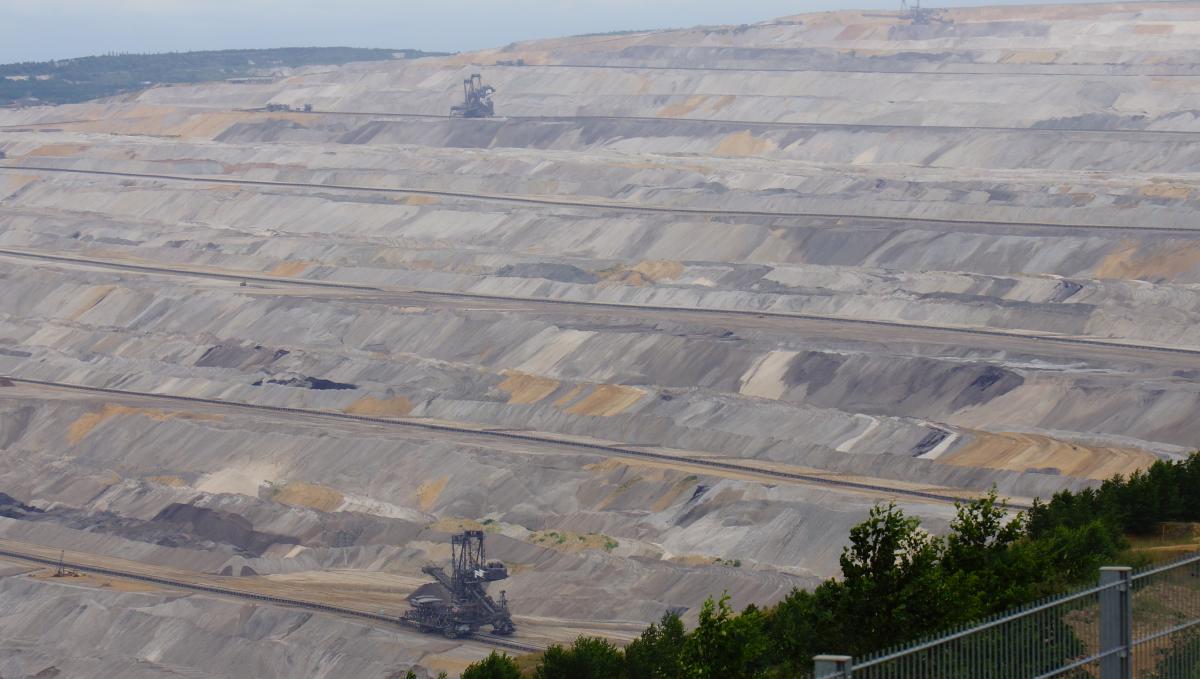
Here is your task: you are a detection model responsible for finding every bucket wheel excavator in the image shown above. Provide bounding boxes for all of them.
[450,73,496,118]
[403,530,515,638]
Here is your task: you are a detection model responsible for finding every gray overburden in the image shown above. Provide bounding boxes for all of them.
[0,2,1198,676]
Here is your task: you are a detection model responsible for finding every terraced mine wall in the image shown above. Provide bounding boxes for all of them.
[1,2,1199,676]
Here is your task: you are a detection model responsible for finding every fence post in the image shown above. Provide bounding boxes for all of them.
[813,654,852,678]
[1099,566,1132,679]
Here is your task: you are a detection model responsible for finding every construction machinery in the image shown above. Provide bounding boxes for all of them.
[403,530,515,638]
[450,73,496,118]
[901,0,936,24]
[53,550,79,577]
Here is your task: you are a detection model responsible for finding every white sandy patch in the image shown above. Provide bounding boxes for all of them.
[835,415,881,453]
[516,328,595,375]
[339,493,429,522]
[917,428,961,460]
[738,350,799,400]
[196,461,283,497]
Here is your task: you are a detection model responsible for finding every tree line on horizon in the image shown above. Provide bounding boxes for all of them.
[0,47,446,106]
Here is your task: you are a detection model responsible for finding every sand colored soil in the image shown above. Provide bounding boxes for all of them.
[836,24,872,40]
[583,459,627,474]
[738,351,800,400]
[665,554,720,567]
[426,516,490,533]
[145,475,187,487]
[1138,182,1191,200]
[651,473,702,512]
[273,481,345,512]
[67,405,222,445]
[28,568,161,593]
[0,173,39,199]
[999,49,1062,65]
[658,95,709,118]
[416,477,448,512]
[584,458,697,512]
[405,195,439,206]
[709,95,736,112]
[593,472,645,511]
[600,270,651,286]
[266,260,313,277]
[1093,240,1200,281]
[197,461,284,497]
[498,370,560,405]
[715,130,777,157]
[553,385,586,407]
[169,111,309,140]
[45,108,309,140]
[517,330,594,375]
[1136,544,1200,562]
[1134,23,1175,34]
[563,384,646,417]
[65,284,116,321]
[939,431,1159,480]
[344,395,413,417]
[598,260,685,287]
[528,529,618,554]
[22,143,89,158]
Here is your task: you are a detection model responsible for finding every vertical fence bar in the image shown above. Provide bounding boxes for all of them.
[1099,566,1132,679]
[813,654,852,679]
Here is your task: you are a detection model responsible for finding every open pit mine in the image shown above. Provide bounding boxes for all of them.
[1,2,1200,676]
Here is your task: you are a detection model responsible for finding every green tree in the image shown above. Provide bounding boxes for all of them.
[943,490,1023,573]
[461,651,521,679]
[763,581,846,676]
[625,611,685,679]
[535,636,625,679]
[837,502,953,652]
[680,595,768,679]
[942,490,1037,616]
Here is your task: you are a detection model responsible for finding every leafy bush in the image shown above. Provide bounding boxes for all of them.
[535,637,625,679]
[461,651,521,679]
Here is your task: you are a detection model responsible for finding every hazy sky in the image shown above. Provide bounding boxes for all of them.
[1,0,1094,64]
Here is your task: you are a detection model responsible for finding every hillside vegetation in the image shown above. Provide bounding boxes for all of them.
[0,47,445,106]
[463,452,1200,678]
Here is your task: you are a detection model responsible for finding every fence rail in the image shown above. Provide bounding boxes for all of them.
[814,553,1200,679]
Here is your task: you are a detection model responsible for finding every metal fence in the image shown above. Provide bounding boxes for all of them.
[814,553,1200,679]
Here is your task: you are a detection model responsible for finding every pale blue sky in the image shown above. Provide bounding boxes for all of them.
[1,0,1095,64]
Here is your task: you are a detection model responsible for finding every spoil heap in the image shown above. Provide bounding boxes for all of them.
[1,3,1199,676]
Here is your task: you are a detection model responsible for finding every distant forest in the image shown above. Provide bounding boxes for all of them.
[0,47,447,106]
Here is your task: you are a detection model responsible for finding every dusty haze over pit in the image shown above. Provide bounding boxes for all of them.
[1,2,1200,677]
